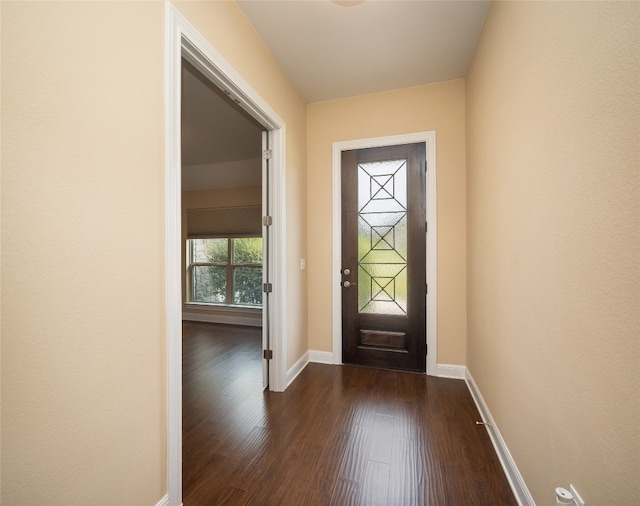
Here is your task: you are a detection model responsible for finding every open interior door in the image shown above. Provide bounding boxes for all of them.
[261,131,271,389]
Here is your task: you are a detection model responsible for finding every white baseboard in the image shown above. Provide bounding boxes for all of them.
[436,363,466,379]
[309,350,334,364]
[155,494,169,506]
[286,350,335,388]
[465,369,535,506]
[286,351,309,387]
[182,312,261,327]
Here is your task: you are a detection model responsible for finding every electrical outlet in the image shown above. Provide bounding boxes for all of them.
[569,485,584,506]
[300,258,306,271]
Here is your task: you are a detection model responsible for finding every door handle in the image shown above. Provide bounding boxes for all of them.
[342,280,356,288]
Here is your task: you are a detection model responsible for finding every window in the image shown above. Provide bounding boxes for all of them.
[187,237,263,306]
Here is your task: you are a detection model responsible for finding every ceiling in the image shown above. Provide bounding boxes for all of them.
[237,0,490,103]
[181,60,263,191]
[182,1,490,190]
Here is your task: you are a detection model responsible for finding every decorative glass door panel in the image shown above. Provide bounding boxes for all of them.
[342,143,426,372]
[357,159,408,315]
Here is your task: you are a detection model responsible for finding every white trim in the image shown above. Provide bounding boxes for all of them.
[465,369,535,506]
[331,132,438,375]
[309,350,334,364]
[164,5,182,505]
[286,351,309,387]
[182,312,262,327]
[155,494,170,506]
[425,133,437,376]
[165,4,288,505]
[184,302,261,313]
[331,141,343,366]
[269,126,288,392]
[436,363,466,379]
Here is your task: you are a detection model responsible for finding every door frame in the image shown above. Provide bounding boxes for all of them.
[165,4,288,505]
[331,132,437,375]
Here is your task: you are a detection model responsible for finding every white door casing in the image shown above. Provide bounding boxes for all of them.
[165,4,287,505]
[331,132,437,375]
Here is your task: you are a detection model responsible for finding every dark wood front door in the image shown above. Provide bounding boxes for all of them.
[341,143,426,372]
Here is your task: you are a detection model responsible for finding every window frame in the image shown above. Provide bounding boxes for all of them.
[186,236,263,308]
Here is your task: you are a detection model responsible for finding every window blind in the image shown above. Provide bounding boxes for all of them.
[187,205,262,238]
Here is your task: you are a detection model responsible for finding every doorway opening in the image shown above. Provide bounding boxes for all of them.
[165,5,287,505]
[181,57,265,380]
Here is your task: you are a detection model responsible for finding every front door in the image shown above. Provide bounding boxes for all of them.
[341,143,426,372]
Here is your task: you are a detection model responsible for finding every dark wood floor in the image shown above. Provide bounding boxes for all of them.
[182,321,516,505]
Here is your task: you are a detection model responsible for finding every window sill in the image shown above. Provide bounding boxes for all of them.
[184,302,262,313]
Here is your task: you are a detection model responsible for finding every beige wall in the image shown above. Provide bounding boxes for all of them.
[1,1,307,504]
[181,186,262,325]
[466,2,639,504]
[307,81,467,365]
[1,2,166,504]
[4,0,637,503]
[172,1,308,369]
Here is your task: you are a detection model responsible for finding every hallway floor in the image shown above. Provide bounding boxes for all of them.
[182,321,516,505]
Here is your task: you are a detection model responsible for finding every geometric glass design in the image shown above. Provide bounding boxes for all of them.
[357,159,407,314]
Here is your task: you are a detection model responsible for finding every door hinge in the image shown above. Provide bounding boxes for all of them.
[262,149,272,160]
[426,283,428,294]
[262,215,273,227]
[263,282,273,293]
[425,221,428,232]
[424,160,428,172]
[263,349,273,360]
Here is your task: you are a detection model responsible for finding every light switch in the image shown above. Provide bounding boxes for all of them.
[300,258,306,270]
